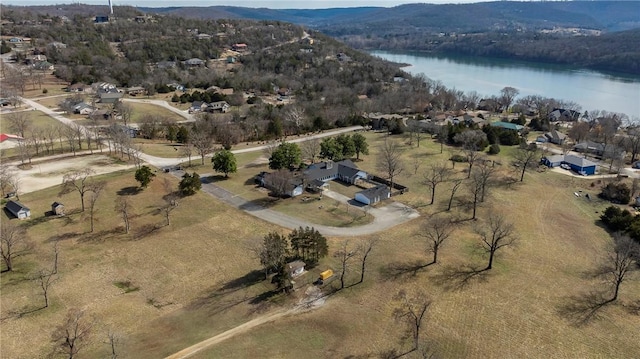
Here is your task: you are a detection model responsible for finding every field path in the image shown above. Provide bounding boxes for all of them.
[164,308,293,359]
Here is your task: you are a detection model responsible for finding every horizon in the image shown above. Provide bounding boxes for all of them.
[2,0,496,9]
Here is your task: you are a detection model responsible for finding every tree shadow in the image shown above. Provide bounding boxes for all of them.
[238,197,279,212]
[380,260,434,281]
[46,231,81,242]
[117,186,141,196]
[430,264,490,291]
[188,270,267,311]
[77,228,121,243]
[201,175,227,184]
[134,223,161,240]
[220,269,266,292]
[556,290,614,326]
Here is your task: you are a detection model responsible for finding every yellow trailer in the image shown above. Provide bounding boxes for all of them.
[319,269,334,280]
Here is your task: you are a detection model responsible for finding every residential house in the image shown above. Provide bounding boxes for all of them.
[549,108,580,122]
[73,102,95,115]
[232,43,248,52]
[51,202,65,216]
[354,184,391,205]
[127,86,146,96]
[67,83,91,93]
[99,92,123,104]
[208,101,230,113]
[303,160,368,186]
[90,109,111,120]
[5,200,30,219]
[544,129,567,145]
[157,61,177,69]
[183,58,205,67]
[33,61,54,71]
[189,101,208,113]
[490,121,524,132]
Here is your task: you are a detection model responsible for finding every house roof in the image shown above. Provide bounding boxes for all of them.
[574,141,604,152]
[564,154,596,168]
[545,129,567,140]
[0,134,23,142]
[52,201,64,207]
[357,185,390,201]
[303,160,361,182]
[545,154,565,163]
[490,121,524,131]
[286,260,305,271]
[6,200,29,213]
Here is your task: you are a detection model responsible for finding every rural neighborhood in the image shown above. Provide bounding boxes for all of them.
[1,3,639,359]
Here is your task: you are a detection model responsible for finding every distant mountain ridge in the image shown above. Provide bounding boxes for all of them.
[139,1,640,33]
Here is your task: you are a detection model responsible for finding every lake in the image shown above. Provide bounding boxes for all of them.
[370,50,640,120]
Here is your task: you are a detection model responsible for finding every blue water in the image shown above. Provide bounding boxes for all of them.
[371,50,640,120]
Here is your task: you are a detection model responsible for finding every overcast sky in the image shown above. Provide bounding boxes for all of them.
[3,1,487,9]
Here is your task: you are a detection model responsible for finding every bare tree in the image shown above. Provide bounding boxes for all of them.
[16,137,34,165]
[423,162,450,205]
[454,130,487,178]
[87,182,106,233]
[7,110,31,138]
[419,215,455,265]
[437,125,449,154]
[51,308,93,359]
[190,130,214,165]
[476,214,517,270]
[447,178,463,211]
[285,105,307,133]
[597,234,639,302]
[63,125,78,156]
[60,168,96,212]
[8,173,21,200]
[357,237,378,284]
[301,138,321,163]
[334,240,358,290]
[499,86,519,112]
[36,268,57,308]
[52,240,60,275]
[393,289,432,353]
[623,127,640,164]
[474,161,496,203]
[513,144,540,182]
[0,220,30,272]
[0,164,16,197]
[263,169,295,198]
[376,139,405,192]
[115,196,133,234]
[180,141,194,167]
[160,178,179,226]
[115,102,133,126]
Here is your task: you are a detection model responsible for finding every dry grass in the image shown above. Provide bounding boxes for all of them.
[1,132,638,359]
[127,103,185,123]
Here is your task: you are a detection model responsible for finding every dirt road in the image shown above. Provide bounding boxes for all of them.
[164,308,293,359]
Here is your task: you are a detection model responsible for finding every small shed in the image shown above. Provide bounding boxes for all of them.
[286,260,306,278]
[51,202,65,216]
[6,200,30,219]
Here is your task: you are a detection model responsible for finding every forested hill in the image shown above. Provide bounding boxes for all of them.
[140,1,640,33]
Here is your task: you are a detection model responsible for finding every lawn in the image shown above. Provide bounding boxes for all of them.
[1,132,638,359]
[127,102,186,123]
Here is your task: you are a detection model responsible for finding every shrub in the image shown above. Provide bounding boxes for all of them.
[42,88,48,94]
[599,182,631,204]
[450,154,467,163]
[488,144,501,155]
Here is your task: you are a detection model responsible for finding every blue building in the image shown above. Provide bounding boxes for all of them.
[542,154,597,175]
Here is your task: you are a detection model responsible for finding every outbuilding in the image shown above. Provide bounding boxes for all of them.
[5,200,30,219]
[51,202,65,216]
[286,260,306,277]
[563,154,597,175]
[355,185,391,205]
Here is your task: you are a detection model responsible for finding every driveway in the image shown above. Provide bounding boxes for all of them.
[192,172,419,237]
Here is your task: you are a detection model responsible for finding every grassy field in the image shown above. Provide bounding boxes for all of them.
[127,103,185,123]
[1,132,638,359]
